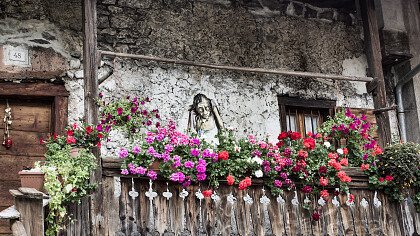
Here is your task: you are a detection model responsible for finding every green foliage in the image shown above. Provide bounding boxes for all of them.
[206,130,262,188]
[41,144,97,236]
[367,142,420,209]
[99,96,160,139]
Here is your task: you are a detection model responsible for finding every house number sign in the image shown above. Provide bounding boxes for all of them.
[2,100,12,149]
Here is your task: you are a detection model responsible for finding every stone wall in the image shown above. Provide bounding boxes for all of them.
[1,0,400,148]
[97,0,375,149]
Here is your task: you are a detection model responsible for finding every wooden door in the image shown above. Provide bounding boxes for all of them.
[0,98,52,235]
[0,82,68,235]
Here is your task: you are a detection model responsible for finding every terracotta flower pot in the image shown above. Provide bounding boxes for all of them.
[70,147,81,157]
[18,171,44,192]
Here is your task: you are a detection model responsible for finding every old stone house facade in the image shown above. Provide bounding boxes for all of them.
[0,0,419,235]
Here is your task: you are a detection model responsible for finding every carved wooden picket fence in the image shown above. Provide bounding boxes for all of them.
[97,159,420,236]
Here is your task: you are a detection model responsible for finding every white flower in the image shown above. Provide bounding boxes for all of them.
[252,157,263,165]
[255,170,263,178]
[65,184,73,193]
[324,141,331,148]
[337,148,344,155]
[235,146,241,152]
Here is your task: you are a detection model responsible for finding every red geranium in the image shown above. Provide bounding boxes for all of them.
[319,177,328,186]
[298,150,308,159]
[340,158,348,167]
[239,177,252,190]
[303,138,315,150]
[320,189,329,199]
[360,163,369,171]
[385,175,394,181]
[66,136,76,144]
[379,177,385,182]
[278,131,288,140]
[290,132,301,140]
[67,129,74,136]
[218,151,229,161]
[85,126,93,134]
[318,166,327,174]
[276,140,285,148]
[226,175,235,185]
[202,189,213,198]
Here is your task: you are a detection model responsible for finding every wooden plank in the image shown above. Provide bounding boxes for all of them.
[101,176,121,236]
[0,83,69,97]
[217,187,232,235]
[202,191,214,235]
[17,188,44,199]
[0,129,48,156]
[53,96,68,135]
[100,50,374,82]
[0,155,44,180]
[235,189,246,236]
[186,185,198,236]
[278,96,337,109]
[267,192,286,236]
[137,179,148,235]
[83,0,100,233]
[359,0,392,146]
[0,100,51,133]
[0,220,12,235]
[10,220,27,236]
[0,181,20,209]
[339,193,357,235]
[154,180,169,234]
[14,196,44,236]
[250,187,264,235]
[169,184,183,235]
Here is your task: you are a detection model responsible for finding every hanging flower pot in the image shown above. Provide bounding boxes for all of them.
[18,170,44,192]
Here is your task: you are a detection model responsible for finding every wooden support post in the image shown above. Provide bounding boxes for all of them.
[360,0,392,146]
[9,188,46,236]
[83,0,102,235]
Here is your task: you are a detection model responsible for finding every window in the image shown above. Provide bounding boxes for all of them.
[278,96,336,136]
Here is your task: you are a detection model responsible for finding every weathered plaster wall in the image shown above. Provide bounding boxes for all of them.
[0,0,86,123]
[0,0,389,147]
[97,0,374,148]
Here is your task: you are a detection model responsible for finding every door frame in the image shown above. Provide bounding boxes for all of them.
[0,82,69,134]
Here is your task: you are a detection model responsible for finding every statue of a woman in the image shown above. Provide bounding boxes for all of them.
[187,94,224,144]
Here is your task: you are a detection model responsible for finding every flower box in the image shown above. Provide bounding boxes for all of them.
[18,170,44,192]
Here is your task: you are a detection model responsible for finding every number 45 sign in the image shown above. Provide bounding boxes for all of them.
[3,45,30,66]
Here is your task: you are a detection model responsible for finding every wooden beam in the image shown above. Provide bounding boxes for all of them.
[82,0,103,235]
[360,0,392,146]
[53,96,68,135]
[99,50,374,83]
[0,83,69,97]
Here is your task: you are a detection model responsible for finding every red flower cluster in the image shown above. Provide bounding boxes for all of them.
[320,189,329,199]
[337,171,352,183]
[277,131,301,141]
[319,177,328,186]
[226,175,235,185]
[379,175,394,182]
[360,163,370,171]
[218,151,229,161]
[239,177,252,190]
[202,189,213,198]
[303,138,315,150]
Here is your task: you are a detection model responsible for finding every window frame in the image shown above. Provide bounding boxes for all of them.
[277,96,336,133]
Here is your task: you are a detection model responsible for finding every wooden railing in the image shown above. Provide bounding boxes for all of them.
[98,158,420,236]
